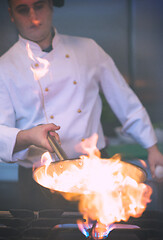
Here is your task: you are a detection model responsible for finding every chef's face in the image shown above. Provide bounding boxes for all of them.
[8,0,53,47]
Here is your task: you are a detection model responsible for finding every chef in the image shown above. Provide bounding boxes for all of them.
[0,0,163,208]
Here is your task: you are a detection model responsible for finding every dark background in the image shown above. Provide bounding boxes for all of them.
[0,0,163,210]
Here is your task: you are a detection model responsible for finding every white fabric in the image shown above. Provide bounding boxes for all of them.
[0,30,157,167]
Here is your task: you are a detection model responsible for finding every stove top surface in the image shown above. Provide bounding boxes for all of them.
[0,209,163,240]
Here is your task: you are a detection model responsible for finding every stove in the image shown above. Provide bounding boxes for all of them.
[0,209,162,240]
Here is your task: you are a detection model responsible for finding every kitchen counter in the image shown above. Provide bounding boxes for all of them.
[0,162,18,182]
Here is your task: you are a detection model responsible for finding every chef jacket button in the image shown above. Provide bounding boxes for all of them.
[73,80,77,85]
[50,115,54,119]
[45,87,49,92]
[65,54,70,58]
[77,109,81,113]
[34,63,39,68]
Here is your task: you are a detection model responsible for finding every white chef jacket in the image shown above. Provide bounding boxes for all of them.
[0,29,157,168]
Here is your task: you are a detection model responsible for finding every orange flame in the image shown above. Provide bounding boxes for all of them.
[139,159,148,168]
[34,134,152,239]
[26,42,49,80]
[32,20,40,26]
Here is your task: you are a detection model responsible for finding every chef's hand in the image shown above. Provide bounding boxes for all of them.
[13,123,60,153]
[147,144,163,182]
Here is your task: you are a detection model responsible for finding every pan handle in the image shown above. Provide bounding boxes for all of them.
[47,133,68,161]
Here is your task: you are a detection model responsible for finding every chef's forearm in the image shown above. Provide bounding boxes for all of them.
[13,129,31,153]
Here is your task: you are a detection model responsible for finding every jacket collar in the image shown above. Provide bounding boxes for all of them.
[18,28,60,57]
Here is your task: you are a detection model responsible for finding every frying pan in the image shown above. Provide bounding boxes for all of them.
[33,134,147,201]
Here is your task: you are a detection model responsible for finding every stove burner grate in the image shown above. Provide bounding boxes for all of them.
[0,209,162,240]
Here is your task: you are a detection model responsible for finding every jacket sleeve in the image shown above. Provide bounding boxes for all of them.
[96,48,157,148]
[0,75,20,162]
